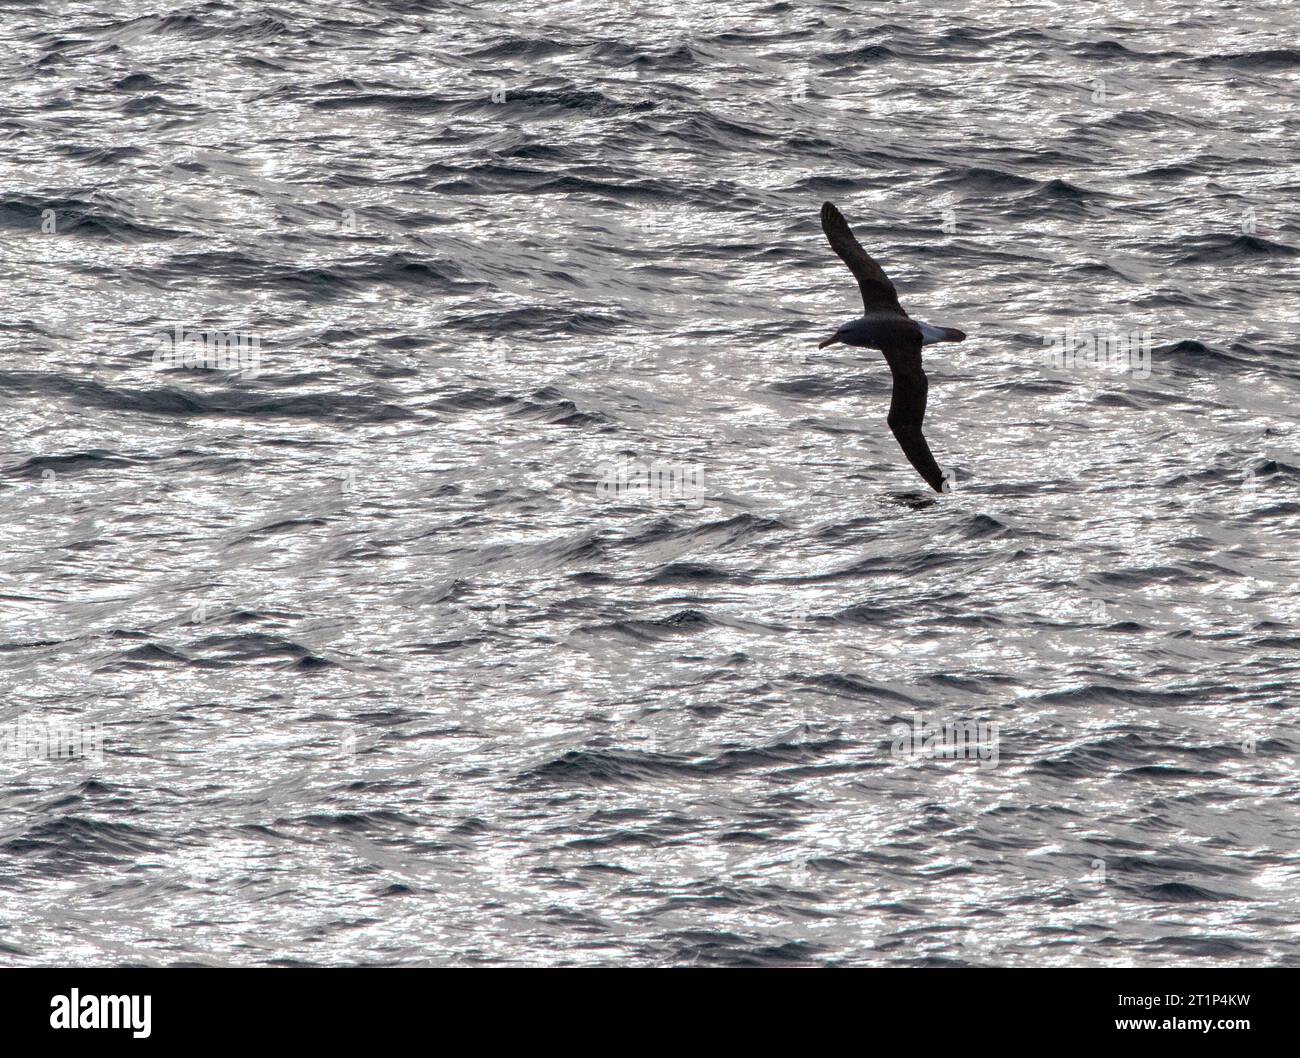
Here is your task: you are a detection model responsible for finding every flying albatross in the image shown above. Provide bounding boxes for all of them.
[817,201,965,492]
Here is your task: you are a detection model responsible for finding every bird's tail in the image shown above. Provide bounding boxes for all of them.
[818,332,842,349]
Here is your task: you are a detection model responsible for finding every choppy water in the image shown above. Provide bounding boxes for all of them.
[2,0,1299,966]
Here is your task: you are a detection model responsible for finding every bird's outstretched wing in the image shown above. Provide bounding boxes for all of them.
[882,340,946,492]
[820,201,907,316]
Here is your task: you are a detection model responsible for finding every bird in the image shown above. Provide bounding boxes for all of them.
[817,201,965,493]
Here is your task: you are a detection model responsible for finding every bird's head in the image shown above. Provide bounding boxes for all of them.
[818,318,865,349]
[818,327,844,349]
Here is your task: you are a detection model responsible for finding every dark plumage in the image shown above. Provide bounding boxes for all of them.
[817,201,966,493]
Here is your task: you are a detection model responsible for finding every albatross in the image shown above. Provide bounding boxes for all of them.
[817,201,965,493]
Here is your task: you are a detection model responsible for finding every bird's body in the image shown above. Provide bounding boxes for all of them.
[816,201,966,492]
[819,312,962,353]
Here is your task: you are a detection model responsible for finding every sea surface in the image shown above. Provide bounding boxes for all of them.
[1,0,1299,966]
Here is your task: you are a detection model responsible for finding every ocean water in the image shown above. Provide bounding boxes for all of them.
[1,0,1299,966]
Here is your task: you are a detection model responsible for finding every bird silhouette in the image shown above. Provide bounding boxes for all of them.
[817,201,965,492]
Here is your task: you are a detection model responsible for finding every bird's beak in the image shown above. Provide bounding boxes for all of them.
[818,333,842,349]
